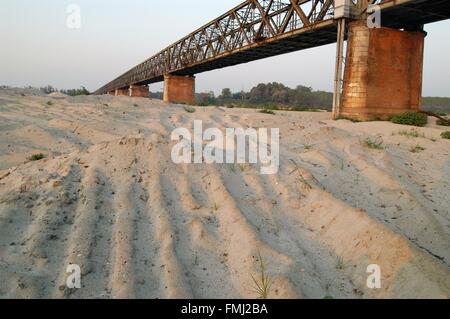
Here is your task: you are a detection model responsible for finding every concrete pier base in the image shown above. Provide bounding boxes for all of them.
[163,75,195,105]
[341,21,426,121]
[129,85,149,98]
[115,88,129,97]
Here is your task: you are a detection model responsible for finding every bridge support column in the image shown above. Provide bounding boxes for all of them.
[163,75,195,105]
[115,88,129,97]
[129,85,149,98]
[340,21,426,121]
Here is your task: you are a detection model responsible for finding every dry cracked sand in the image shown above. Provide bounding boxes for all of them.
[0,87,449,299]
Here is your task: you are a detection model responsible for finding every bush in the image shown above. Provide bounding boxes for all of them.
[183,106,196,113]
[391,112,428,127]
[436,119,450,127]
[28,153,46,161]
[259,109,275,115]
[441,131,450,139]
[335,115,361,123]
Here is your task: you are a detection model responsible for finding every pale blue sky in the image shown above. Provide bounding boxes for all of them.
[0,0,449,96]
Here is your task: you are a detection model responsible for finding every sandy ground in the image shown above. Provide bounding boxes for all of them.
[0,87,449,299]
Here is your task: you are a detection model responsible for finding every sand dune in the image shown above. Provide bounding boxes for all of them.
[0,88,449,299]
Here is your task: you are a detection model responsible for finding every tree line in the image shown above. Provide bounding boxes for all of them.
[40,85,90,96]
[151,82,450,114]
[151,82,333,111]
[197,82,333,110]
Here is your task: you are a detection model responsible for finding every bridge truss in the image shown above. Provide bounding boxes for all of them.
[94,0,449,94]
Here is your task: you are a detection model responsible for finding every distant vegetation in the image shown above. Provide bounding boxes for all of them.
[153,82,333,111]
[422,97,450,114]
[40,85,90,96]
[151,83,450,114]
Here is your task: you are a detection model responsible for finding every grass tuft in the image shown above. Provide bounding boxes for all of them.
[259,109,275,115]
[410,145,425,153]
[336,256,345,270]
[183,106,196,113]
[364,137,384,150]
[335,116,361,123]
[436,119,450,127]
[28,153,46,161]
[251,251,272,299]
[441,131,450,139]
[397,129,425,138]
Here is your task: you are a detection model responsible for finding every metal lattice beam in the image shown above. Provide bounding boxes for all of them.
[95,0,337,94]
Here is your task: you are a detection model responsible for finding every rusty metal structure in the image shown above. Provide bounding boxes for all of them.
[94,0,450,95]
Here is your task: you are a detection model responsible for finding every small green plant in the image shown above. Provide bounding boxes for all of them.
[335,115,361,123]
[410,145,425,153]
[397,129,425,138]
[213,202,219,212]
[336,256,345,270]
[272,222,280,237]
[46,101,54,106]
[364,137,384,150]
[28,153,46,161]
[323,295,334,299]
[193,253,199,266]
[259,109,275,115]
[391,112,428,127]
[304,144,313,150]
[300,108,324,112]
[251,251,272,299]
[183,106,196,113]
[436,119,450,127]
[133,103,139,107]
[441,131,450,139]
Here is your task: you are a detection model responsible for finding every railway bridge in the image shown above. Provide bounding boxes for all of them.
[94,0,450,120]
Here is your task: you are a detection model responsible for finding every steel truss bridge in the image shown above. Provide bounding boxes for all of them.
[94,0,450,95]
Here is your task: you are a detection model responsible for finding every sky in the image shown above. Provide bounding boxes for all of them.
[0,0,449,96]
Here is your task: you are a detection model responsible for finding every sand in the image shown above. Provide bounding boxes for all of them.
[0,87,449,299]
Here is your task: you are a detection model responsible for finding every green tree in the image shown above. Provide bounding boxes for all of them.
[221,88,232,100]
